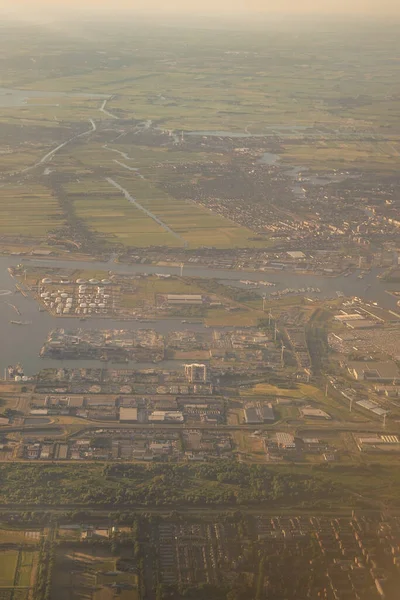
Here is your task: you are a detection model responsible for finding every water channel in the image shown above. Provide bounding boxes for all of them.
[0,256,398,375]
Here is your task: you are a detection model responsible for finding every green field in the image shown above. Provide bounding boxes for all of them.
[0,185,64,237]
[0,551,18,586]
[0,548,37,589]
[1,22,399,254]
[63,175,258,248]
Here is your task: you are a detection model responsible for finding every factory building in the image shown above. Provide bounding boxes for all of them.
[185,363,207,383]
[148,411,184,423]
[119,407,138,422]
[244,403,275,424]
[166,294,203,305]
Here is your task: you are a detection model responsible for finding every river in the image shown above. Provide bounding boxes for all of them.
[0,256,398,375]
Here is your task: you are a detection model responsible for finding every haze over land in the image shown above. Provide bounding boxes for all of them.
[1,0,400,16]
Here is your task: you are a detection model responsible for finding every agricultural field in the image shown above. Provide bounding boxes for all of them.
[62,174,258,249]
[0,548,37,595]
[10,25,400,136]
[0,528,41,545]
[0,185,64,238]
[1,21,400,256]
[280,139,400,172]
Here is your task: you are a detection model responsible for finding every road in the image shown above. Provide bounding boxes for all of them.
[6,420,398,437]
[106,177,187,245]
[99,97,119,119]
[0,502,372,516]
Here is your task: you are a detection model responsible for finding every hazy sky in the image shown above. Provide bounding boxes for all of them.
[1,0,400,15]
[0,0,400,15]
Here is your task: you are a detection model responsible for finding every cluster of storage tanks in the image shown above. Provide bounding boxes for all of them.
[39,278,113,316]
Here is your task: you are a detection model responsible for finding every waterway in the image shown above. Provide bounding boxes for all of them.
[0,256,398,375]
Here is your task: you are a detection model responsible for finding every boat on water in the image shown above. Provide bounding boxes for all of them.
[10,320,32,325]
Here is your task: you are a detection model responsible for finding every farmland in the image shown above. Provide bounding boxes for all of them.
[0,547,38,599]
[0,185,64,238]
[1,20,400,255]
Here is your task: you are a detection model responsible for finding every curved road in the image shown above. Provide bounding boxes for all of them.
[106,177,187,246]
[21,118,97,174]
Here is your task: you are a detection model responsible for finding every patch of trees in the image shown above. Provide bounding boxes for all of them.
[0,462,340,508]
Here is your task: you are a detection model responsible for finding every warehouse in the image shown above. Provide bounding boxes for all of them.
[300,407,331,420]
[275,432,296,449]
[119,407,138,422]
[148,410,184,423]
[348,360,399,382]
[244,403,275,424]
[166,294,203,305]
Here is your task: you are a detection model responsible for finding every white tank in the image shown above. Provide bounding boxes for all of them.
[76,279,87,284]
[15,375,22,382]
[80,303,87,308]
[89,303,96,308]
[60,293,68,299]
[89,279,99,284]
